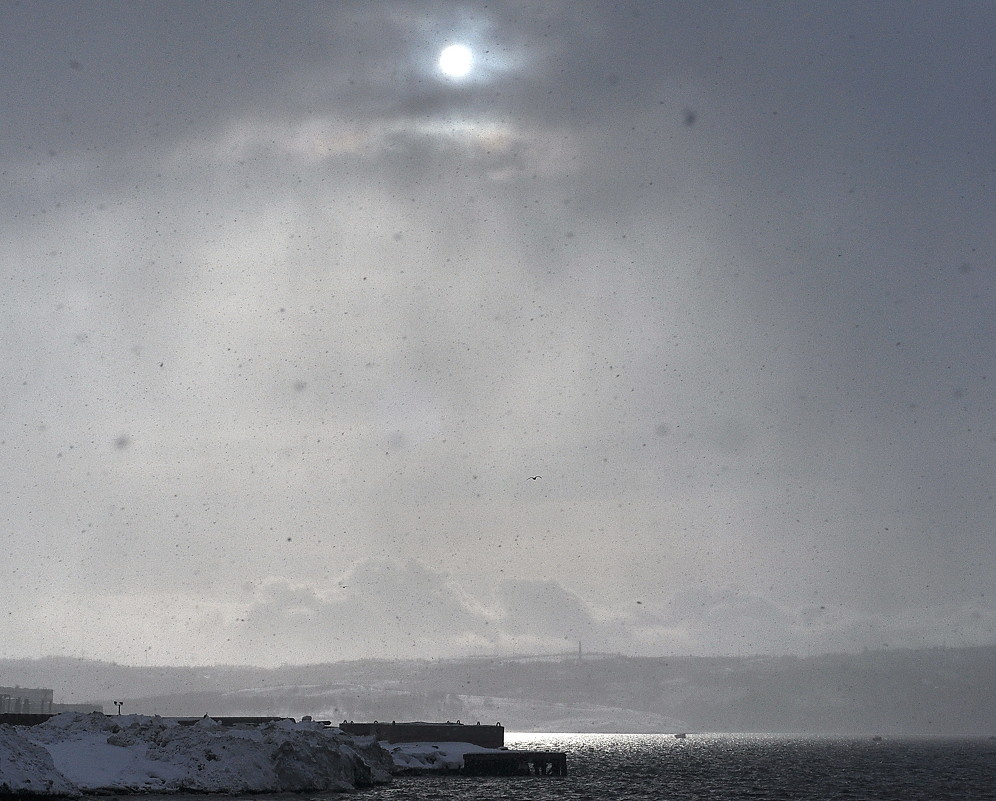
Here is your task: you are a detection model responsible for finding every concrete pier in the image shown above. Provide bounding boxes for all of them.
[463,750,567,776]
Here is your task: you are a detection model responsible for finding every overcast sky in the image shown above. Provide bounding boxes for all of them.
[2,1,993,667]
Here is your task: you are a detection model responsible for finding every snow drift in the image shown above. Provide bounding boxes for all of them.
[383,740,503,773]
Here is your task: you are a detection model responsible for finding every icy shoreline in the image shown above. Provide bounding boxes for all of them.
[0,713,394,796]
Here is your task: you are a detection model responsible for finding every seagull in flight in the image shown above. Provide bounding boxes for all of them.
[528,475,541,480]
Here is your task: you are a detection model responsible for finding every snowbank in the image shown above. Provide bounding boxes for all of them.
[384,740,503,772]
[0,713,393,796]
[0,726,78,797]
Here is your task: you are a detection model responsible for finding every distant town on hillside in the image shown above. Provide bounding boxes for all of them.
[2,645,993,736]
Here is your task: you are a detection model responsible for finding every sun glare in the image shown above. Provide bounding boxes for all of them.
[438,44,473,78]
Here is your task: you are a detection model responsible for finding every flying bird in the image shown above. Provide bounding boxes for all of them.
[528,475,541,480]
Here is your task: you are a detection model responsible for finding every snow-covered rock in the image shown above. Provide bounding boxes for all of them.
[0,713,392,796]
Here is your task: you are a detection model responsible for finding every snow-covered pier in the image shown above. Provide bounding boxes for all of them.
[340,720,503,748]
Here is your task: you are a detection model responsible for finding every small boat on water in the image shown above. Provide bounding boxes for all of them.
[674,733,687,739]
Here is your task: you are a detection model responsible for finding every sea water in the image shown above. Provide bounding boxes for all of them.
[355,732,996,801]
[128,732,996,800]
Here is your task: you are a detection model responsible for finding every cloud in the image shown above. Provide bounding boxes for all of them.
[497,579,595,641]
[228,560,495,665]
[635,587,804,655]
[3,557,992,667]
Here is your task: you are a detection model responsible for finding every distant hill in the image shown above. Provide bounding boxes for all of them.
[2,645,993,735]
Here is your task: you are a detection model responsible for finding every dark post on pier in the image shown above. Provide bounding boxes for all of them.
[463,750,567,776]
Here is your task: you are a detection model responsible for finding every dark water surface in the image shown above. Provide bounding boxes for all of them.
[129,733,996,801]
[357,732,996,801]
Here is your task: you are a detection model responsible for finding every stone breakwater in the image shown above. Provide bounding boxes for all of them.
[0,712,393,796]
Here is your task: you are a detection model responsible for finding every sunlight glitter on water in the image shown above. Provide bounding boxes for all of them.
[357,732,996,801]
[145,734,996,801]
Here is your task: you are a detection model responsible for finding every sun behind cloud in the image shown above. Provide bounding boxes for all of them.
[438,43,473,77]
